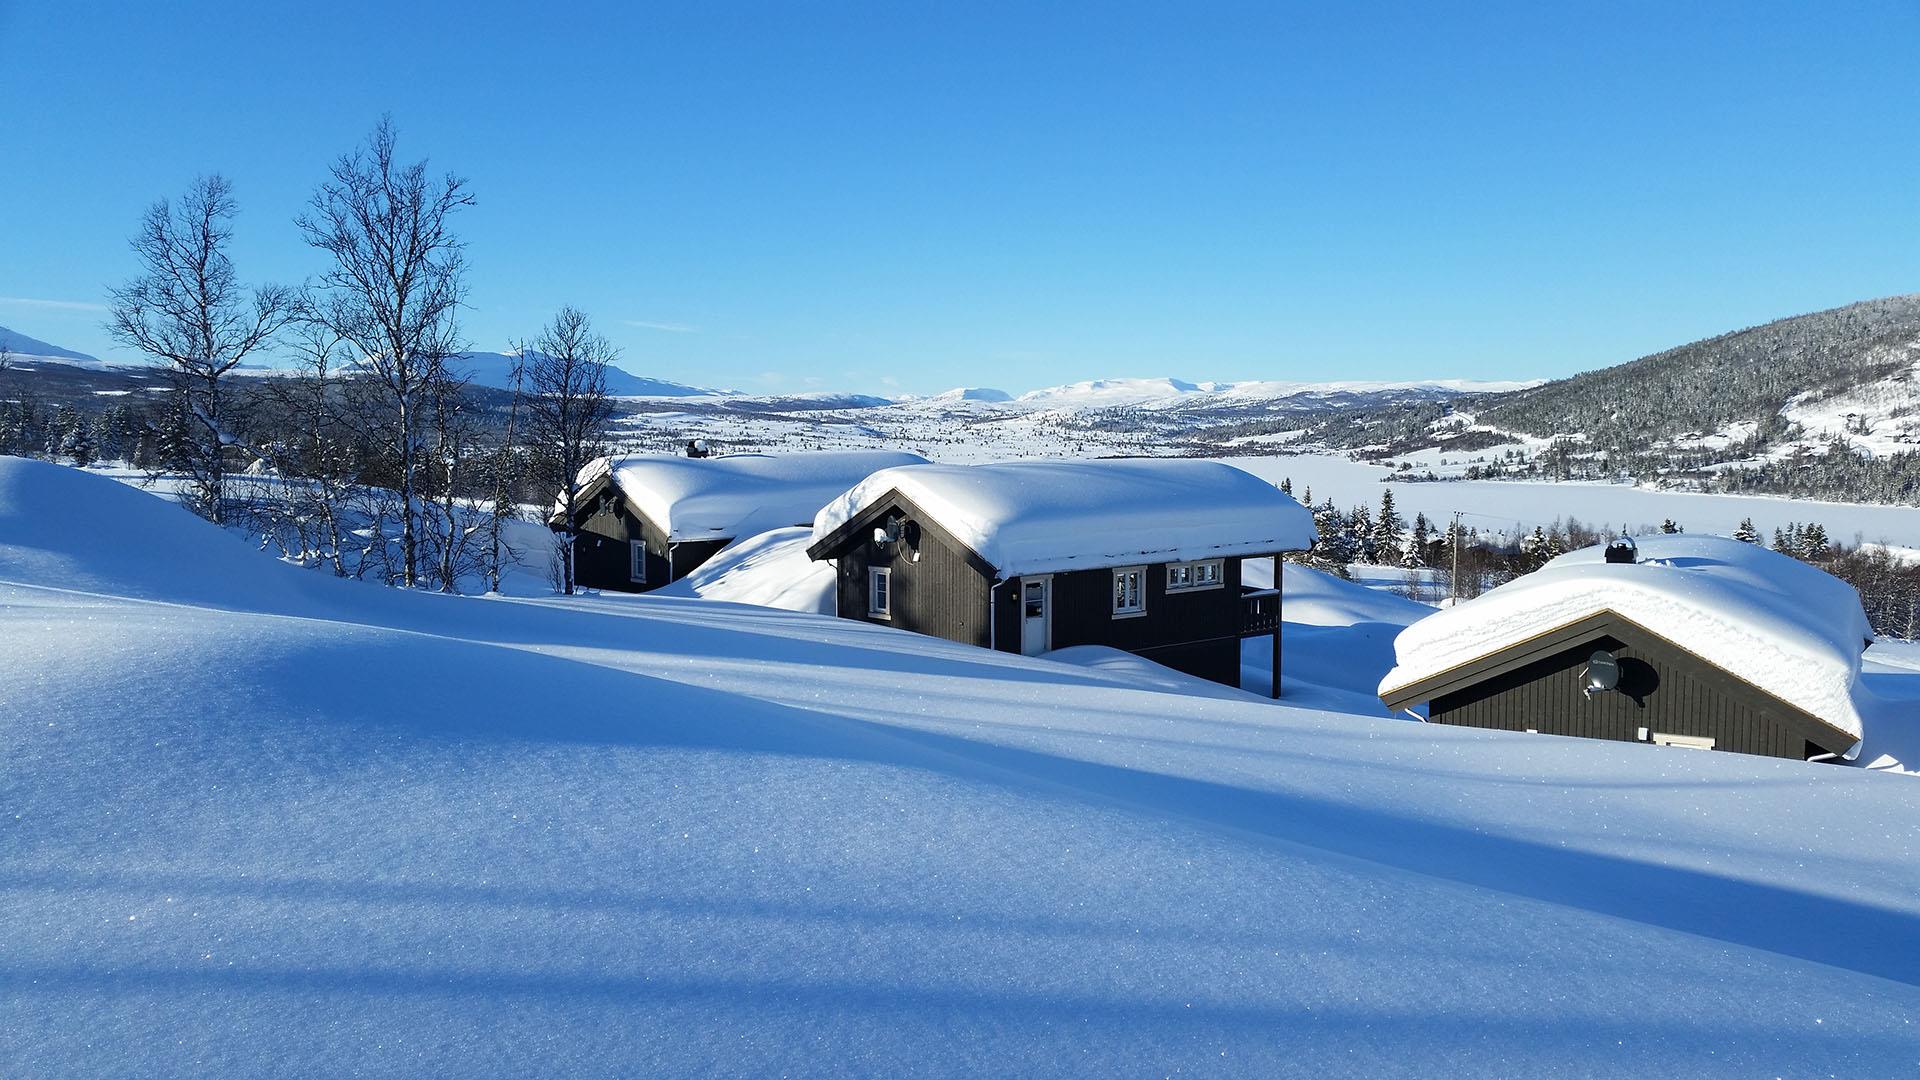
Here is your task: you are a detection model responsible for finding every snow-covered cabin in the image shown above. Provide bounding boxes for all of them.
[555,450,929,591]
[806,459,1317,688]
[1378,535,1873,761]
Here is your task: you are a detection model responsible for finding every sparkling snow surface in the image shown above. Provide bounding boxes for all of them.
[813,459,1317,576]
[587,450,928,542]
[4,457,1920,1077]
[1381,535,1874,742]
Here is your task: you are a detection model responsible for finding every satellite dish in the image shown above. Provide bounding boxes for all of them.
[1582,650,1620,698]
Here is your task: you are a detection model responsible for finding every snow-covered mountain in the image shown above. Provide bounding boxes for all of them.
[0,324,99,363]
[1013,376,1539,411]
[444,350,728,398]
[929,386,1014,403]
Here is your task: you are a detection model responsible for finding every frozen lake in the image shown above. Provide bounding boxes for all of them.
[1223,454,1920,548]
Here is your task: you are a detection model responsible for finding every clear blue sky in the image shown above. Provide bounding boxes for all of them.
[1,1,1914,395]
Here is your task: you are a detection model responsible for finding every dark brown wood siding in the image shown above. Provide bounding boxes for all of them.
[571,502,722,593]
[1428,629,1851,759]
[667,538,730,582]
[815,490,1271,689]
[1005,558,1246,684]
[835,516,993,648]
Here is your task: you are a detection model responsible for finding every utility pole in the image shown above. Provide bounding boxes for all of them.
[1449,511,1463,605]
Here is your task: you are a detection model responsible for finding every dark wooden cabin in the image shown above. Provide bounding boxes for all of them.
[552,450,927,592]
[804,460,1316,691]
[1379,536,1870,761]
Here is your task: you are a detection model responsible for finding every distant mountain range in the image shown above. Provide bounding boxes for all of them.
[0,325,101,364]
[439,351,724,398]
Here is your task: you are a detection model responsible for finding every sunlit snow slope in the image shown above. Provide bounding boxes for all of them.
[1,456,1918,1077]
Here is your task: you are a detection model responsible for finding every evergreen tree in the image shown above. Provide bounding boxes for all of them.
[1373,488,1404,563]
[1801,522,1830,561]
[1403,513,1431,569]
[1349,504,1374,563]
[60,422,97,468]
[1278,477,1293,497]
[1308,501,1354,577]
[1772,527,1791,554]
[1521,525,1552,571]
[1659,518,1681,534]
[1733,517,1760,544]
[44,406,74,460]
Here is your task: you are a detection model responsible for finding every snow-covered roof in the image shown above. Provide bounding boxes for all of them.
[811,459,1316,576]
[1379,535,1873,741]
[583,451,929,543]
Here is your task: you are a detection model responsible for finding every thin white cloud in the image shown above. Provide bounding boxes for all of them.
[621,319,698,334]
[0,296,108,313]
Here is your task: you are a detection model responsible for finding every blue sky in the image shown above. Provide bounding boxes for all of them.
[1,2,1914,395]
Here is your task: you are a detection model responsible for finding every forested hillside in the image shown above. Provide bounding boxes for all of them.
[1467,294,1920,450]
[1275,295,1920,503]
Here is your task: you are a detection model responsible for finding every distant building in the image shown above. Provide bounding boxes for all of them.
[1378,535,1870,761]
[805,459,1316,690]
[554,451,928,592]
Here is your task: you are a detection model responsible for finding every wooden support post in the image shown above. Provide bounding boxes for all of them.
[1272,555,1282,699]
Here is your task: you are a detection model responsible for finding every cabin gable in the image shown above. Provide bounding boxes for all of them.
[823,491,995,648]
[1391,611,1857,760]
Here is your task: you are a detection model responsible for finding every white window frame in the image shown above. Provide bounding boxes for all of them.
[869,566,893,619]
[1649,731,1715,751]
[1112,566,1147,618]
[1166,559,1224,593]
[629,539,648,584]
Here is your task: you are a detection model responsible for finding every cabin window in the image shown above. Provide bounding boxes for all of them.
[869,567,892,619]
[1112,567,1146,616]
[1166,560,1223,592]
[1648,731,1715,751]
[629,540,647,583]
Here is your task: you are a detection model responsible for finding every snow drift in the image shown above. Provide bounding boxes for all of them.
[5,457,1920,1077]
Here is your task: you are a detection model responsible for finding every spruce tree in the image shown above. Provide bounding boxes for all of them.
[1373,488,1404,563]
[1403,513,1431,569]
[1733,517,1759,544]
[1802,522,1830,561]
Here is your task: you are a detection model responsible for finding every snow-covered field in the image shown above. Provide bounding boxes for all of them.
[6,455,1920,1075]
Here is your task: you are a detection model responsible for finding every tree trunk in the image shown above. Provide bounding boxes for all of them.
[398,385,417,588]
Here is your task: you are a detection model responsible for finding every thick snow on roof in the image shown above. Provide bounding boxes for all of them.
[813,459,1315,576]
[590,450,927,542]
[1380,535,1873,741]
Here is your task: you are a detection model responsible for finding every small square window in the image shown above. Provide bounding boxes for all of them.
[1112,567,1145,615]
[870,567,892,618]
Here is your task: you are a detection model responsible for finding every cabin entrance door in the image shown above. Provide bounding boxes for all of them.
[1020,575,1052,656]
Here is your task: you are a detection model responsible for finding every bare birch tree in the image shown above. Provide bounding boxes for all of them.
[298,116,473,588]
[524,306,618,594]
[483,357,529,594]
[106,175,294,522]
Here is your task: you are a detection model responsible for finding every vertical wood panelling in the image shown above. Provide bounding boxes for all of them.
[1430,630,1848,760]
